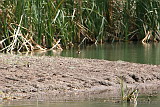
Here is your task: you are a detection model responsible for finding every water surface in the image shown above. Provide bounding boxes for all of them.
[2,97,160,107]
[33,42,160,65]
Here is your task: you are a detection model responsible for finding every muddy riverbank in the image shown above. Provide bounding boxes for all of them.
[0,54,160,101]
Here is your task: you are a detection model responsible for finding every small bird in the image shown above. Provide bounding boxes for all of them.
[76,50,81,54]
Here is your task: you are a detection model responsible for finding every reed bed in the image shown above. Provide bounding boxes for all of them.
[0,0,160,52]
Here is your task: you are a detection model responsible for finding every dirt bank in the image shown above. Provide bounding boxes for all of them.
[0,54,160,101]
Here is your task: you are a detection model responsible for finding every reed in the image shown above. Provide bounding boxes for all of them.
[119,77,139,103]
[0,0,160,52]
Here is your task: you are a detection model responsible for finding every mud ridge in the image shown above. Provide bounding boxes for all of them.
[0,54,160,101]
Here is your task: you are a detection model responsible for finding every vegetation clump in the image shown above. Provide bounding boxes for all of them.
[0,0,160,52]
[119,77,139,104]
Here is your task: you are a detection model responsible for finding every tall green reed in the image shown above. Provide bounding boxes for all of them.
[0,0,160,52]
[136,0,160,42]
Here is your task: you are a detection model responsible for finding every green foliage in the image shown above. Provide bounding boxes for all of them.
[0,0,160,52]
[119,77,139,103]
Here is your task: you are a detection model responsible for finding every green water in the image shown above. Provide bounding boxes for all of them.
[2,97,160,107]
[35,42,160,65]
[61,42,160,65]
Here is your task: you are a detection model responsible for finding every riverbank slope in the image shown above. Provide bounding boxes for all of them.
[0,54,160,101]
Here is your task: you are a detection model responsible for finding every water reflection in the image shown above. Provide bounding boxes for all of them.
[27,42,160,65]
[63,42,160,65]
[1,95,160,107]
[27,42,160,64]
[2,100,160,107]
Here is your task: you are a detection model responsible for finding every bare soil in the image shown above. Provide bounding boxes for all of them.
[0,54,160,101]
